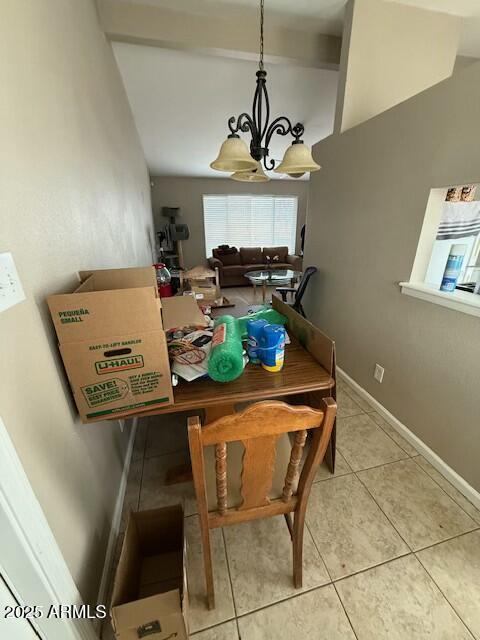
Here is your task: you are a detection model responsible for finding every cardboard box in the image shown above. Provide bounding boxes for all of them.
[161,296,208,333]
[47,267,174,422]
[111,505,188,640]
[190,282,221,303]
[78,266,159,294]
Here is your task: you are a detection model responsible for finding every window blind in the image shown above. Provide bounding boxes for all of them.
[202,194,298,257]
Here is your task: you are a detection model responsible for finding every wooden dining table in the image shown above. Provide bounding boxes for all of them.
[120,294,337,475]
[138,334,335,422]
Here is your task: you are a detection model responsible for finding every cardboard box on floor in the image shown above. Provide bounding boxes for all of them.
[190,283,221,304]
[47,267,174,423]
[110,505,188,640]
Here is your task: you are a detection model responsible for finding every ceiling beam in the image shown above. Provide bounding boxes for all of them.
[97,0,341,70]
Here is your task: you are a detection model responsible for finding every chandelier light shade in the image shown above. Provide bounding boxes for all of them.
[210,135,258,172]
[231,161,269,182]
[274,141,321,176]
[210,0,321,179]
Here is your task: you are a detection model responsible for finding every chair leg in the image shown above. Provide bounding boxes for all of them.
[292,510,306,589]
[200,522,215,609]
[188,416,216,609]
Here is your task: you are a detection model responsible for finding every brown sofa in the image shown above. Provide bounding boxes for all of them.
[208,245,303,287]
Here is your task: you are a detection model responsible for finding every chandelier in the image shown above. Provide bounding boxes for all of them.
[210,0,321,182]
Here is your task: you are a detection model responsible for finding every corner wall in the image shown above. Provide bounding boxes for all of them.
[0,0,154,602]
[150,177,309,267]
[335,0,460,132]
[305,61,480,492]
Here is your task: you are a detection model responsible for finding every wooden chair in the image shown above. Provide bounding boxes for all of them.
[188,398,337,609]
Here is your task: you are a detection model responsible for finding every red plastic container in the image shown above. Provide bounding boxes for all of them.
[153,263,173,298]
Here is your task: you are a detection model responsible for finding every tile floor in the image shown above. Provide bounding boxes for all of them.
[101,289,480,639]
[102,377,480,639]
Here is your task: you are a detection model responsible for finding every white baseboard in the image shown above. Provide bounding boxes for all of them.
[96,417,138,618]
[336,367,480,511]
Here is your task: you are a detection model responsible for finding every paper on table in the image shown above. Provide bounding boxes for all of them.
[169,329,213,382]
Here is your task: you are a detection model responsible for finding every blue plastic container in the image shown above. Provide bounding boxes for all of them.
[246,319,268,364]
[440,244,467,292]
[260,324,285,372]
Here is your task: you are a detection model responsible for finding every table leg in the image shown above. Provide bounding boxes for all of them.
[165,404,236,485]
[204,404,235,424]
[165,464,193,485]
[262,281,266,304]
[323,377,337,473]
[324,420,336,473]
[253,283,257,300]
[298,389,336,474]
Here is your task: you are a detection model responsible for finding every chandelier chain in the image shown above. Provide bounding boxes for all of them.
[221,0,310,172]
[259,0,264,70]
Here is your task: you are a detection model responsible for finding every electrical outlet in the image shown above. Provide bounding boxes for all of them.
[0,252,26,313]
[374,364,385,383]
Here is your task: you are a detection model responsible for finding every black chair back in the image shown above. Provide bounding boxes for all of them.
[293,266,317,316]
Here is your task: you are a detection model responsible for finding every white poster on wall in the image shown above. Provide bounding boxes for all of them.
[0,252,26,313]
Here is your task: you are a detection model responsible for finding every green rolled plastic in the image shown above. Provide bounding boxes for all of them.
[208,315,245,382]
[237,308,287,339]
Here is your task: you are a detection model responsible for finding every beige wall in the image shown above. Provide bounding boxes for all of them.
[151,177,309,268]
[0,0,154,603]
[305,61,480,491]
[335,0,460,132]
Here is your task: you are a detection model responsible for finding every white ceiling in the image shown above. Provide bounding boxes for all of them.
[110,0,480,55]
[111,0,480,178]
[113,43,338,178]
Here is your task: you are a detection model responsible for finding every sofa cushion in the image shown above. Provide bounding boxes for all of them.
[241,263,265,272]
[263,246,289,263]
[213,246,241,266]
[222,265,247,277]
[240,247,263,265]
[220,252,241,266]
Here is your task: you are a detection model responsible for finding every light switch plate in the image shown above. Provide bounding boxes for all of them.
[0,252,26,313]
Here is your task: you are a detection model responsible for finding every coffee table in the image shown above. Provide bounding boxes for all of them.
[245,269,302,303]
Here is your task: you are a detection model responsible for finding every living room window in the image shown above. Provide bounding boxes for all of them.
[202,194,298,257]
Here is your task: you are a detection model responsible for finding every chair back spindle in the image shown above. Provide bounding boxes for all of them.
[282,429,307,502]
[214,442,227,515]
